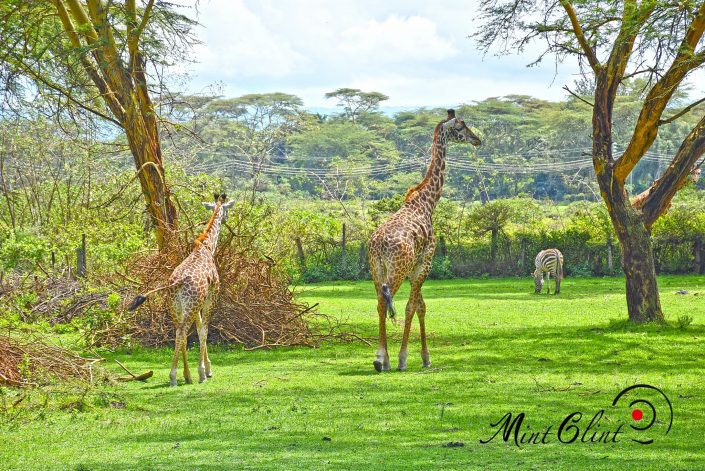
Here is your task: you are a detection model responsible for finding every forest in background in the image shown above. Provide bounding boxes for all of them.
[1,83,705,284]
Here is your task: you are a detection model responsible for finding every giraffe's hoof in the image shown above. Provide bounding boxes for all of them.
[373,360,383,372]
[170,380,177,387]
[199,377,207,384]
[184,377,193,385]
[206,372,213,378]
[422,353,431,368]
[396,364,407,372]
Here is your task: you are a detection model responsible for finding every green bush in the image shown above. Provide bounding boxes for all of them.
[0,231,50,272]
[429,257,453,279]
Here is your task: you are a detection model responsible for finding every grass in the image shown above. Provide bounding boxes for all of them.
[2,275,705,470]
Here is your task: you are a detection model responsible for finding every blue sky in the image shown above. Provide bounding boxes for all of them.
[175,0,702,110]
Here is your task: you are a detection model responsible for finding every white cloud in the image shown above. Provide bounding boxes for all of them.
[174,0,705,109]
[189,0,306,79]
[339,15,458,64]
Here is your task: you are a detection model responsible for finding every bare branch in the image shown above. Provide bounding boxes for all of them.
[562,85,594,107]
[659,96,705,126]
[560,1,600,71]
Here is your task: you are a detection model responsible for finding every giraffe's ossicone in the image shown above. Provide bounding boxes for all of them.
[368,109,481,372]
[127,193,234,386]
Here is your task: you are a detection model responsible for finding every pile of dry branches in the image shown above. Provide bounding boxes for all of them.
[0,272,118,326]
[88,234,329,349]
[0,334,101,387]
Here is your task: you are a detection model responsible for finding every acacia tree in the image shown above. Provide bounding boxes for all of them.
[0,1,197,250]
[324,88,389,124]
[477,0,705,322]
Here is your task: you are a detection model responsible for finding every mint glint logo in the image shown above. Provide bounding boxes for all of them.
[480,384,673,447]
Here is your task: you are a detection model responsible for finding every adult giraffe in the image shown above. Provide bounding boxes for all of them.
[368,110,481,372]
[127,193,234,386]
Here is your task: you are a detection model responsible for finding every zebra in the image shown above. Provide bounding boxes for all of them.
[533,249,564,294]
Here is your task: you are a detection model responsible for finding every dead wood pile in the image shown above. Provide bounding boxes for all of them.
[88,236,331,349]
[0,334,101,387]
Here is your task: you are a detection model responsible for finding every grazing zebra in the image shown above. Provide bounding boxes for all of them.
[533,249,564,294]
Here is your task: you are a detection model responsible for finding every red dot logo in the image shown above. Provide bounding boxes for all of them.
[632,409,643,421]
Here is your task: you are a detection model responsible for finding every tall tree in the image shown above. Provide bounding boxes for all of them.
[477,0,705,322]
[324,88,389,124]
[0,1,197,250]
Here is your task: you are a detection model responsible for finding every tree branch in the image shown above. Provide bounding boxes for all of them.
[7,52,122,127]
[614,2,705,181]
[562,85,593,107]
[659,96,705,126]
[560,1,600,71]
[633,114,705,228]
[52,0,126,122]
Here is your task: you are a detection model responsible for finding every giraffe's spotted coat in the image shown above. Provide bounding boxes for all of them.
[164,197,232,386]
[368,110,481,372]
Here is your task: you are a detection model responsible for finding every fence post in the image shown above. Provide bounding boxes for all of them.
[294,237,306,270]
[607,234,614,274]
[341,223,347,272]
[358,242,367,275]
[518,238,526,271]
[694,236,704,274]
[76,234,87,278]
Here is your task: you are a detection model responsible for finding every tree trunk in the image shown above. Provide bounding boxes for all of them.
[593,75,664,324]
[123,98,177,250]
[618,216,663,323]
[604,188,664,323]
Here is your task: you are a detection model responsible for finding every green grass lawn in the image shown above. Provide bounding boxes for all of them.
[2,276,705,470]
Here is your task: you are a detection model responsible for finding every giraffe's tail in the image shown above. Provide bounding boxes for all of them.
[126,295,148,311]
[126,281,181,311]
[381,284,396,319]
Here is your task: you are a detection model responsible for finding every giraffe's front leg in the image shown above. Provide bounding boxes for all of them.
[373,296,390,372]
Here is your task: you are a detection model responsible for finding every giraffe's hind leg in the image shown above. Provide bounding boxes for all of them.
[397,287,419,371]
[398,241,435,371]
[417,293,431,368]
[169,333,181,387]
[373,295,391,372]
[196,292,214,383]
[372,272,405,372]
[169,324,191,386]
[195,314,208,383]
[181,325,193,384]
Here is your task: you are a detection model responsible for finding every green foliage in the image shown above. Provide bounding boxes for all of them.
[324,88,389,123]
[428,257,453,279]
[676,315,693,329]
[0,231,50,272]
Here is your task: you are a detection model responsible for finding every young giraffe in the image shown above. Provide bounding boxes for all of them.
[368,110,481,372]
[128,193,234,386]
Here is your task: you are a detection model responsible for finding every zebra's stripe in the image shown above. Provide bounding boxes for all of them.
[535,249,563,277]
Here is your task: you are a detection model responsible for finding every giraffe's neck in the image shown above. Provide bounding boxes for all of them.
[205,213,222,252]
[196,205,224,253]
[413,124,448,212]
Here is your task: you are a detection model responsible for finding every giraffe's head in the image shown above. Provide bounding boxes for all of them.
[202,193,235,221]
[441,109,481,146]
